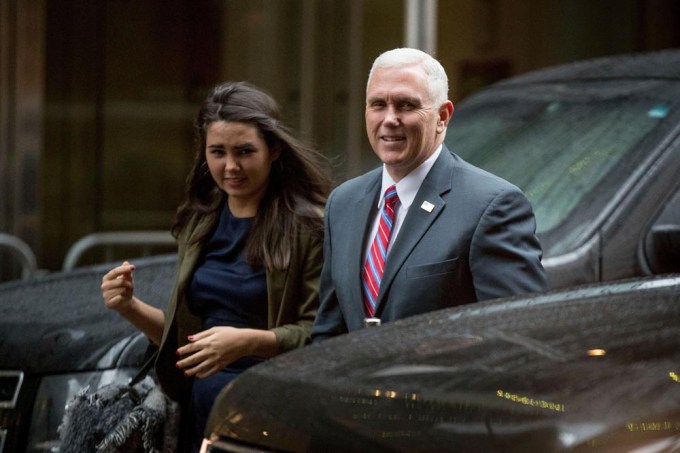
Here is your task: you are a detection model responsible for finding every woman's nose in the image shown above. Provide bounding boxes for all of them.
[225,155,240,171]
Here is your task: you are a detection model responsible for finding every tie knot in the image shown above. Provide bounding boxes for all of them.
[384,185,399,207]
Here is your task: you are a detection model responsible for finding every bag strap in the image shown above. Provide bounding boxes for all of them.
[128,349,159,386]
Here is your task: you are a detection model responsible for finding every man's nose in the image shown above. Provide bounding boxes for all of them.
[383,105,400,124]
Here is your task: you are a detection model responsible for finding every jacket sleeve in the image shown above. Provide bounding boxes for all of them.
[311,190,349,342]
[470,188,549,300]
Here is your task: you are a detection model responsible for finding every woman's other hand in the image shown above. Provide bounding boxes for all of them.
[176,327,277,378]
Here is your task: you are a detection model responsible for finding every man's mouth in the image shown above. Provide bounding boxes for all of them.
[381,135,405,142]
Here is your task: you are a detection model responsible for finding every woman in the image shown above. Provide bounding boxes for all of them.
[101,82,330,452]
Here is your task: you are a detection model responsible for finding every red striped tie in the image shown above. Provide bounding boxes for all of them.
[362,185,399,317]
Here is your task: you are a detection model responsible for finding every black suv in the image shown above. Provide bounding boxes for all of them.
[205,274,680,452]
[444,49,680,287]
[0,255,176,452]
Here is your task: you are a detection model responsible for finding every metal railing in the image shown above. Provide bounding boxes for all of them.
[62,231,176,271]
[0,233,38,280]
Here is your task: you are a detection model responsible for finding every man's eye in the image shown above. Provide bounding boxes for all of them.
[369,101,386,109]
[399,102,416,110]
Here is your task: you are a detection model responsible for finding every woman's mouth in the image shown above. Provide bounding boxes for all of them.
[224,176,246,186]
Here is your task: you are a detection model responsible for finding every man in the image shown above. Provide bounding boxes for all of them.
[312,48,548,341]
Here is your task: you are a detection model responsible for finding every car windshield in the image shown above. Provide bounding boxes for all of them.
[445,79,680,256]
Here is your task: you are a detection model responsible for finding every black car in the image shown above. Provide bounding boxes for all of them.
[444,49,680,288]
[204,274,680,452]
[0,255,177,452]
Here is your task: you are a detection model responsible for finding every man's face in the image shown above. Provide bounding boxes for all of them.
[365,64,452,181]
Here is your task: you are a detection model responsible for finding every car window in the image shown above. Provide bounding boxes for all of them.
[445,80,680,256]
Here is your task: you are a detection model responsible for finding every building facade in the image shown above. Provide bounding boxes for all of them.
[1,0,679,278]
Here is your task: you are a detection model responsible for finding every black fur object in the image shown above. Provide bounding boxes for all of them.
[58,381,180,453]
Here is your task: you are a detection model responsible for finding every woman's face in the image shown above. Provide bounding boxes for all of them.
[205,121,279,217]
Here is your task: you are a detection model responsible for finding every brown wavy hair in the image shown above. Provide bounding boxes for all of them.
[172,82,330,271]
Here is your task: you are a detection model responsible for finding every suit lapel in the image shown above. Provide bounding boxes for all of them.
[375,149,455,314]
[347,174,382,310]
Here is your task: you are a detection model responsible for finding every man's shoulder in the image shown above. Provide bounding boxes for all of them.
[446,150,522,194]
[330,166,381,199]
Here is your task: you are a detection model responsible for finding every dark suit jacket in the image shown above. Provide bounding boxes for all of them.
[155,210,323,403]
[312,147,548,341]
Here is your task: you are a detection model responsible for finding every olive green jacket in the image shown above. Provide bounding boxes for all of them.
[155,211,323,403]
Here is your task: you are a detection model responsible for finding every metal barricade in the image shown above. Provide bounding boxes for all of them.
[62,231,176,271]
[0,233,38,280]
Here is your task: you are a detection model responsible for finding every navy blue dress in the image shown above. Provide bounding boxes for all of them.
[186,205,267,451]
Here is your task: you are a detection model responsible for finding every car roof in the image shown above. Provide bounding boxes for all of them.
[207,275,680,452]
[495,49,680,87]
[0,254,177,374]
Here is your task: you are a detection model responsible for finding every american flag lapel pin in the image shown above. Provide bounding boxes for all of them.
[421,201,435,212]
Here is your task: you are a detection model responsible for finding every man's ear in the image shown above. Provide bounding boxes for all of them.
[437,101,454,132]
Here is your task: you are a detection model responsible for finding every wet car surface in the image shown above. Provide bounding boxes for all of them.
[444,49,680,288]
[0,254,177,452]
[205,275,680,452]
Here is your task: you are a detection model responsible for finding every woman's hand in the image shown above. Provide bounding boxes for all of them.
[99,261,165,345]
[101,261,136,314]
[176,327,277,378]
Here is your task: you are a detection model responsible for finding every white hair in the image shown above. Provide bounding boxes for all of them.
[367,48,449,106]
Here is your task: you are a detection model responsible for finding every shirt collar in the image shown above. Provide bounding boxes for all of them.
[379,144,443,210]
